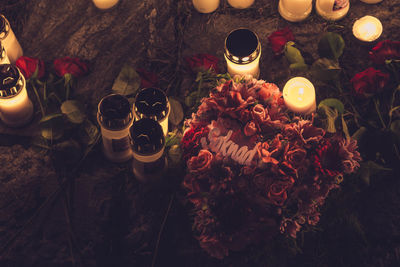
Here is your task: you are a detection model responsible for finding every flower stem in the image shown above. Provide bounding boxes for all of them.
[30,80,45,117]
[388,85,399,127]
[373,98,386,129]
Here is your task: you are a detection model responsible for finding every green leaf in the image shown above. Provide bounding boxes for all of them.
[311,58,341,82]
[318,98,345,114]
[61,100,86,124]
[112,64,141,96]
[289,62,308,71]
[78,119,100,146]
[390,120,400,142]
[318,105,338,133]
[284,42,306,65]
[168,97,184,126]
[165,131,182,147]
[168,144,182,166]
[185,91,198,107]
[318,32,345,60]
[39,113,64,140]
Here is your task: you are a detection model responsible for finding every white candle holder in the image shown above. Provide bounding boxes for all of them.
[316,0,350,21]
[227,0,255,9]
[352,16,383,43]
[224,28,261,79]
[360,0,383,4]
[282,77,316,115]
[92,0,119,9]
[0,14,23,64]
[97,94,134,163]
[0,42,10,64]
[130,118,167,182]
[133,87,170,136]
[192,0,220,13]
[0,64,33,127]
[278,0,312,22]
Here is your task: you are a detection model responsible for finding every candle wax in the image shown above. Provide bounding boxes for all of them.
[2,27,23,64]
[0,85,33,127]
[352,16,383,42]
[92,0,119,9]
[283,77,316,114]
[192,0,220,13]
[227,0,254,9]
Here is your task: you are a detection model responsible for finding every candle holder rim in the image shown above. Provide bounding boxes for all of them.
[224,28,261,65]
[133,87,170,121]
[130,118,165,155]
[0,64,25,99]
[0,14,10,40]
[97,93,134,131]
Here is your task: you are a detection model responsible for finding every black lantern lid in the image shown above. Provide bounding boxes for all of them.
[130,118,165,155]
[98,94,133,130]
[134,87,169,121]
[0,64,23,98]
[224,28,261,64]
[0,14,9,39]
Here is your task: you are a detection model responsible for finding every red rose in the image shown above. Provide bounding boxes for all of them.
[185,53,219,73]
[350,67,390,98]
[267,180,290,206]
[136,68,159,88]
[181,125,210,160]
[15,56,45,79]
[268,27,295,55]
[369,40,400,65]
[187,150,213,173]
[53,57,88,77]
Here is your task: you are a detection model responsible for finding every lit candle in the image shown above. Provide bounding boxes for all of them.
[278,0,312,22]
[97,94,134,163]
[0,64,33,127]
[360,0,383,3]
[227,0,255,9]
[316,0,350,21]
[282,77,316,114]
[92,0,119,9]
[192,0,220,13]
[130,118,167,182]
[0,14,23,64]
[133,87,170,136]
[352,16,383,43]
[224,28,261,78]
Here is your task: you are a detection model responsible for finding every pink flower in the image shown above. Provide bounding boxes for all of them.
[188,150,214,173]
[267,180,292,206]
[339,138,362,174]
[284,120,325,148]
[244,121,257,136]
[280,218,301,238]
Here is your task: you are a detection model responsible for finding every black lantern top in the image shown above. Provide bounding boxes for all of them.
[134,87,169,122]
[0,14,9,40]
[0,64,24,98]
[224,28,261,65]
[97,94,133,130]
[130,118,165,156]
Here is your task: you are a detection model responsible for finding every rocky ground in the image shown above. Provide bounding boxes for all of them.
[0,0,399,266]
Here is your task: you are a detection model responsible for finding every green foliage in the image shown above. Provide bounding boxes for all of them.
[61,100,86,124]
[111,64,141,96]
[39,113,64,140]
[284,41,308,71]
[311,58,341,82]
[318,98,345,114]
[318,32,345,60]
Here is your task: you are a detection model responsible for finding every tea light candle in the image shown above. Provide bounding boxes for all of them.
[97,94,134,163]
[133,87,170,136]
[192,0,220,13]
[282,77,316,114]
[360,0,383,3]
[316,0,350,21]
[352,16,383,43]
[227,0,255,9]
[0,14,23,64]
[92,0,119,9]
[0,64,33,127]
[130,118,167,182]
[224,28,261,78]
[278,0,312,22]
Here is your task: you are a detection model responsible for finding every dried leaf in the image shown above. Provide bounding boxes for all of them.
[168,97,184,126]
[112,64,140,96]
[61,100,86,124]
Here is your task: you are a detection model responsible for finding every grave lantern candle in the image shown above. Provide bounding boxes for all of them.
[227,0,255,9]
[192,0,220,13]
[92,0,119,9]
[224,28,261,78]
[278,0,312,22]
[0,14,23,64]
[130,118,167,182]
[0,64,33,127]
[133,87,170,136]
[97,94,134,163]
[352,16,383,43]
[316,0,350,21]
[282,77,316,115]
